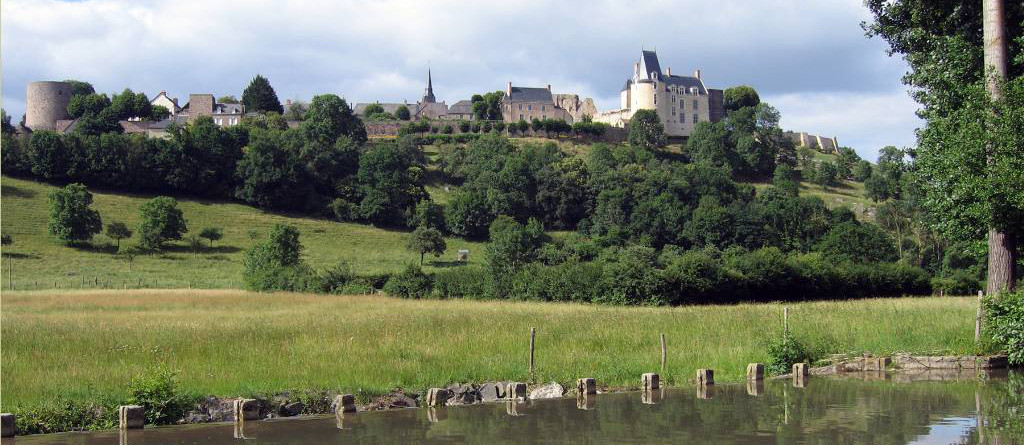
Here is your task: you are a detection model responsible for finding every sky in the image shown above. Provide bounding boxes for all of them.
[1,0,922,161]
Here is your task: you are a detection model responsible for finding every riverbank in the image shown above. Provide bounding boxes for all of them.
[2,290,983,407]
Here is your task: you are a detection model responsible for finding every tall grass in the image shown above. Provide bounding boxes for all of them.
[1,290,977,409]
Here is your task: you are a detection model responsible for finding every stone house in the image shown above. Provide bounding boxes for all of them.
[179,94,244,127]
[594,50,724,137]
[501,83,574,123]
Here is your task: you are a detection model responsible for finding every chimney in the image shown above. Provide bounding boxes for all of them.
[666,67,672,76]
[634,62,640,77]
[547,84,551,92]
[507,81,513,97]
[694,69,701,80]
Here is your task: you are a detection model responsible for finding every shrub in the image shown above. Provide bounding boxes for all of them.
[766,330,813,375]
[48,183,103,244]
[432,266,492,299]
[984,291,1024,365]
[383,264,433,298]
[128,365,194,425]
[318,260,356,293]
[660,250,728,305]
[14,400,117,434]
[242,224,319,292]
[442,124,453,134]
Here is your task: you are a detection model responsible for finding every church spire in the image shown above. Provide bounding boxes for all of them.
[422,68,436,103]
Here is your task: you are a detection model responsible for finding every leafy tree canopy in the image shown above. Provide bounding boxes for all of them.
[48,183,102,244]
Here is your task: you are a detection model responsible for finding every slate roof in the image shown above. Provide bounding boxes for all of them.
[214,103,244,114]
[662,75,707,94]
[640,50,662,80]
[448,100,473,114]
[508,87,552,102]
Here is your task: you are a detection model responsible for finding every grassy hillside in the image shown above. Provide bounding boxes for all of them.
[1,289,978,408]
[0,175,485,289]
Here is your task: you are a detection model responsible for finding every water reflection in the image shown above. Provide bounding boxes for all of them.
[7,371,1022,445]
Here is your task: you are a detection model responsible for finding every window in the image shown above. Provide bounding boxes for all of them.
[519,114,524,120]
[680,113,685,122]
[528,105,532,111]
[215,118,222,125]
[654,93,657,105]
[671,107,676,116]
[518,104,522,110]
[542,115,546,119]
[680,100,684,108]
[541,105,545,111]
[693,100,698,109]
[693,114,698,123]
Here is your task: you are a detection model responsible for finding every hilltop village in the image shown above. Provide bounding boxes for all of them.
[14,50,838,150]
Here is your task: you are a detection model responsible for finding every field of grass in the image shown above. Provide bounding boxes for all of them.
[0,175,485,289]
[0,289,979,409]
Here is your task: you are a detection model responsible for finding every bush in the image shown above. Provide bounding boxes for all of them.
[383,264,433,298]
[984,291,1024,365]
[137,196,187,249]
[128,365,194,425]
[14,400,117,434]
[318,260,356,293]
[766,330,813,375]
[931,269,981,295]
[432,266,492,299]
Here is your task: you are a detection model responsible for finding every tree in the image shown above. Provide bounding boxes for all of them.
[470,91,504,120]
[853,160,873,181]
[723,85,761,112]
[877,200,914,259]
[120,245,141,272]
[407,226,446,265]
[356,139,427,225]
[188,235,203,258]
[864,173,894,202]
[395,105,411,120]
[772,164,800,197]
[138,196,188,249]
[105,221,133,250]
[234,128,315,210]
[445,188,494,239]
[218,95,239,104]
[284,101,308,121]
[816,221,898,263]
[409,200,446,231]
[302,94,367,144]
[48,183,102,244]
[241,75,284,114]
[865,0,1023,293]
[812,162,838,189]
[627,109,667,151]
[486,216,544,275]
[199,227,223,247]
[363,103,385,117]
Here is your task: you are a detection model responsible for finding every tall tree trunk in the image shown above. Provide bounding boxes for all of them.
[983,0,1017,294]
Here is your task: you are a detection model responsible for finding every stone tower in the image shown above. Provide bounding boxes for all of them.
[26,81,72,131]
[421,69,436,104]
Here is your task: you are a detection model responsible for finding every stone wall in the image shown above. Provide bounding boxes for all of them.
[26,81,72,131]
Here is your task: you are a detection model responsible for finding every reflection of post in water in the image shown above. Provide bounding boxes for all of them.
[233,419,247,439]
[642,387,664,405]
[783,384,789,425]
[697,384,714,399]
[428,407,448,423]
[576,393,595,410]
[793,373,808,388]
[975,390,984,444]
[746,379,765,396]
[506,401,525,416]
[118,428,143,445]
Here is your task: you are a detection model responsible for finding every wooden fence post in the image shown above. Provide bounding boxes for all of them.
[529,327,536,375]
[660,333,667,372]
[976,290,984,343]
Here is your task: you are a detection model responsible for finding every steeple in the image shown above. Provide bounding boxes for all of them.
[421,69,436,103]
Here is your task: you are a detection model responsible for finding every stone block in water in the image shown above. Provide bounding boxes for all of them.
[642,373,660,390]
[506,382,528,399]
[746,363,764,380]
[118,405,145,429]
[577,378,596,395]
[696,368,714,385]
[234,398,260,421]
[426,388,451,407]
[0,413,14,437]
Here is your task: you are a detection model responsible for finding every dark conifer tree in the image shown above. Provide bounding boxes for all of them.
[242,75,284,114]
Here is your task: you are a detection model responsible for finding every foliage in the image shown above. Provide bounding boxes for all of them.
[984,291,1024,365]
[445,187,494,239]
[486,216,545,275]
[242,224,318,292]
[137,196,187,249]
[471,91,505,120]
[853,160,873,181]
[723,85,761,112]
[407,226,446,265]
[357,138,427,225]
[199,227,223,247]
[302,94,367,144]
[395,105,411,120]
[47,183,102,244]
[105,221,132,249]
[766,330,813,375]
[816,221,898,263]
[811,161,839,189]
[241,74,284,114]
[128,365,194,425]
[383,264,433,298]
[627,109,667,151]
[409,200,446,231]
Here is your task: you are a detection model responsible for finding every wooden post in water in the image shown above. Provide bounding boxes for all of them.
[784,307,789,335]
[976,290,984,342]
[528,327,536,375]
[660,333,667,372]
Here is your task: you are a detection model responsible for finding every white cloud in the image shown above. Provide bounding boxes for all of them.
[766,90,922,161]
[2,0,920,152]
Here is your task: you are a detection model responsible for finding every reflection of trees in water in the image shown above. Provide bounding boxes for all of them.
[172,373,1022,445]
